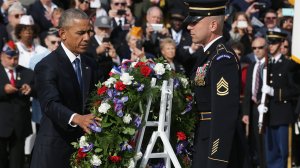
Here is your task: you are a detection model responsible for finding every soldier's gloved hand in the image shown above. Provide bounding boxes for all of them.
[261,84,274,96]
[257,104,268,114]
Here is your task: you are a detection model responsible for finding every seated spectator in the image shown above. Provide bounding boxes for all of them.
[280,39,291,59]
[143,6,170,56]
[279,16,293,33]
[28,0,58,39]
[229,12,253,54]
[231,42,248,96]
[159,38,185,73]
[86,16,119,81]
[6,2,26,42]
[119,26,154,61]
[0,40,34,168]
[29,27,61,130]
[15,15,47,68]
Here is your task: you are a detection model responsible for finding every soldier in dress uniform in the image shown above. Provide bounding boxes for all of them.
[183,0,241,167]
[258,30,299,168]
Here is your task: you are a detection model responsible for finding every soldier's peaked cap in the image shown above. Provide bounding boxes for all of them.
[266,30,287,40]
[183,0,228,25]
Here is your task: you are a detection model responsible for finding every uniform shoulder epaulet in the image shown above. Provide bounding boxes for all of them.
[210,44,240,70]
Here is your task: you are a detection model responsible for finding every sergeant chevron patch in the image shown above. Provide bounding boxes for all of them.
[217,77,229,96]
[211,138,220,155]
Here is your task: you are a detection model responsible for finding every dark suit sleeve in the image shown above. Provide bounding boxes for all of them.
[207,54,240,167]
[34,61,74,129]
[242,64,254,116]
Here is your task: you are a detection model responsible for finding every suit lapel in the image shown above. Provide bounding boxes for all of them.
[0,65,10,84]
[55,46,83,101]
[81,57,91,101]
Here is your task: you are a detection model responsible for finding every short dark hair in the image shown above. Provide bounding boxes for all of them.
[58,8,89,28]
[15,24,39,40]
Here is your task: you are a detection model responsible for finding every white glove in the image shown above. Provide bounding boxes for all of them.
[261,84,274,96]
[257,104,268,114]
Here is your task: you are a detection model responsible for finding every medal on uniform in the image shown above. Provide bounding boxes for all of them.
[194,63,209,86]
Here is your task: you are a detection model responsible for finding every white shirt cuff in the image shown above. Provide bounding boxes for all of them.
[112,55,121,65]
[68,113,78,127]
[189,47,195,54]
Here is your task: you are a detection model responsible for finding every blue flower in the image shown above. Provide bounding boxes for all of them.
[181,101,193,114]
[134,116,142,128]
[121,142,133,151]
[173,78,180,89]
[137,84,144,92]
[82,143,94,152]
[117,111,124,117]
[89,122,102,133]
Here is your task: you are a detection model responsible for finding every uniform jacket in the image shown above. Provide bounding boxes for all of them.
[30,45,100,168]
[192,37,241,168]
[0,64,33,139]
[267,55,298,126]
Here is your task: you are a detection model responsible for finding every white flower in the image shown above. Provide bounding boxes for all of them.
[123,114,132,124]
[131,62,137,68]
[120,73,134,85]
[134,152,143,160]
[98,102,111,114]
[104,77,116,87]
[165,63,172,71]
[154,63,165,75]
[180,77,189,88]
[90,155,102,166]
[128,159,135,168]
[79,136,89,148]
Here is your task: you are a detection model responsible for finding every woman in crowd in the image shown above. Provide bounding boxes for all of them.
[229,12,253,55]
[159,38,185,73]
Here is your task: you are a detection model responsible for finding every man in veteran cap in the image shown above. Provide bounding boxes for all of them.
[183,0,242,167]
[0,40,34,168]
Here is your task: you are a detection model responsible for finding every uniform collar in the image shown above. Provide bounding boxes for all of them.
[203,36,222,52]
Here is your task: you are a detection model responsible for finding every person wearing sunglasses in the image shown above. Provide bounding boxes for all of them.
[6,2,26,42]
[183,0,242,167]
[108,0,128,28]
[28,27,61,134]
[260,30,299,168]
[242,37,268,168]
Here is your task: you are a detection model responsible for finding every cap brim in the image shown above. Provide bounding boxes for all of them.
[183,15,203,27]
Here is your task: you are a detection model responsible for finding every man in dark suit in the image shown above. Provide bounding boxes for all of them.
[184,0,241,167]
[0,40,33,168]
[242,37,268,168]
[259,30,299,168]
[30,9,101,168]
[86,16,119,81]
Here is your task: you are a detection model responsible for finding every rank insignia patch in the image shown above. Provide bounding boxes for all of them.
[211,138,220,155]
[217,77,229,96]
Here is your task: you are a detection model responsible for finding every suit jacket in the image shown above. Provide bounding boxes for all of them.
[86,36,114,81]
[0,65,33,139]
[28,1,53,33]
[242,62,263,117]
[191,37,241,168]
[30,45,100,168]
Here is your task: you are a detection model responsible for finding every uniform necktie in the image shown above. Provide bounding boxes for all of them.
[74,58,83,91]
[252,61,262,103]
[9,69,15,87]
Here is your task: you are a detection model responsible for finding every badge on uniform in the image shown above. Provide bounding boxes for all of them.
[217,77,229,96]
[195,62,209,86]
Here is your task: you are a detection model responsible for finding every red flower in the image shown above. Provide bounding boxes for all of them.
[140,66,151,77]
[115,81,126,91]
[109,155,122,163]
[97,86,107,95]
[134,62,145,68]
[76,148,87,160]
[109,72,113,76]
[176,132,186,141]
[186,95,193,101]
